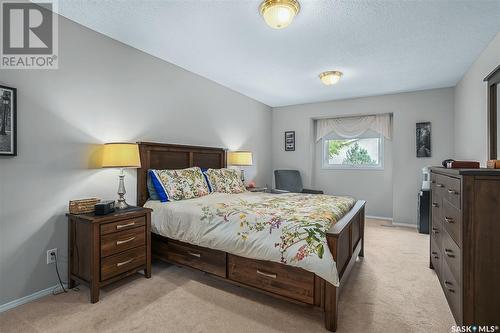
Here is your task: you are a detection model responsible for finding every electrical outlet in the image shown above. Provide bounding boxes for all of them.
[47,248,57,264]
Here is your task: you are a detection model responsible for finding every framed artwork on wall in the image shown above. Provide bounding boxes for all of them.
[0,85,17,156]
[416,122,431,158]
[285,131,295,151]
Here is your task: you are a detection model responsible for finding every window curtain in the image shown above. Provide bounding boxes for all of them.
[316,114,392,141]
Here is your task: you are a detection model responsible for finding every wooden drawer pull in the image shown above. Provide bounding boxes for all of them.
[444,217,454,224]
[116,236,136,245]
[432,203,439,207]
[444,248,455,258]
[447,189,458,195]
[431,251,438,255]
[116,222,136,229]
[116,258,134,267]
[256,269,277,279]
[432,227,439,233]
[436,183,444,188]
[187,251,201,258]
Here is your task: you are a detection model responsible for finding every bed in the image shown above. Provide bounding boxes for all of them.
[136,142,365,332]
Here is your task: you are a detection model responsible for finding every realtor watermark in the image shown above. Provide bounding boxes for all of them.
[1,0,58,69]
[451,325,499,333]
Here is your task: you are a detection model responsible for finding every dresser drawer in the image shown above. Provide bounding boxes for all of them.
[431,190,442,222]
[100,216,146,235]
[101,246,146,281]
[430,217,442,253]
[431,173,447,196]
[442,229,461,285]
[101,226,145,257]
[228,254,315,304]
[430,236,442,278]
[442,200,462,246]
[444,176,461,209]
[167,240,226,278]
[442,259,463,324]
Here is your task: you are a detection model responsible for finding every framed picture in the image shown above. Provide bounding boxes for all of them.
[0,85,17,156]
[416,122,431,158]
[285,131,295,151]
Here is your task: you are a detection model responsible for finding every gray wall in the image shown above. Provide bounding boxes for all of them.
[454,32,500,163]
[272,88,455,223]
[0,17,272,306]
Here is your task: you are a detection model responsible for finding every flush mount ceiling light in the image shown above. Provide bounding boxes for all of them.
[319,71,343,85]
[259,0,300,29]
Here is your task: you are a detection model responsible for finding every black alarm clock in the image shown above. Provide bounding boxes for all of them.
[94,200,115,215]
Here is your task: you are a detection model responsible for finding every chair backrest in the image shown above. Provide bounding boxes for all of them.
[274,170,303,193]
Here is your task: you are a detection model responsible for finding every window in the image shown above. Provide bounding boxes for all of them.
[322,130,384,169]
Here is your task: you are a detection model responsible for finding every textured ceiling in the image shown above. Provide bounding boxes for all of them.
[56,0,500,107]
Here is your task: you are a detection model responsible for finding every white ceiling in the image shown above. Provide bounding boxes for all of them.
[56,0,500,107]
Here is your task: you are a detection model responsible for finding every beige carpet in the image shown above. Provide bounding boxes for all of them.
[0,219,454,333]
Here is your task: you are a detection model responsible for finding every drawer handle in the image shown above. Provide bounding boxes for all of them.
[444,217,454,224]
[116,222,135,229]
[431,227,439,233]
[447,189,458,195]
[116,236,136,245]
[116,258,134,267]
[256,269,277,279]
[436,183,444,188]
[187,251,201,258]
[431,251,438,255]
[432,203,439,208]
[444,248,455,258]
[433,256,439,259]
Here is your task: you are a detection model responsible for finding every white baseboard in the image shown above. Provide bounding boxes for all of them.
[366,215,393,221]
[391,222,418,228]
[0,284,66,313]
[366,215,417,228]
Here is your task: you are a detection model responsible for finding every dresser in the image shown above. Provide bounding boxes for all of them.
[430,167,500,326]
[67,207,152,303]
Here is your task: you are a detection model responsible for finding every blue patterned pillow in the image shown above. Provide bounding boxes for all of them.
[149,170,169,202]
[201,168,212,193]
[147,171,160,200]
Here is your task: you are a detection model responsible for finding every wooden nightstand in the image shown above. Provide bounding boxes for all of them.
[67,207,152,303]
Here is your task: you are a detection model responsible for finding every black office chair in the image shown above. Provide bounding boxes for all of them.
[274,170,324,194]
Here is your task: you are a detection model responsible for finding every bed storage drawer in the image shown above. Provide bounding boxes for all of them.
[228,254,315,304]
[167,240,226,278]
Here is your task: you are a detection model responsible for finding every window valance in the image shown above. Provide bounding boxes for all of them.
[316,114,392,141]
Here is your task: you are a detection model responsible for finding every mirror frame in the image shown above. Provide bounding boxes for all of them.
[484,64,500,160]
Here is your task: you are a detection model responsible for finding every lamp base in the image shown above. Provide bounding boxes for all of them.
[115,198,129,210]
[116,170,129,210]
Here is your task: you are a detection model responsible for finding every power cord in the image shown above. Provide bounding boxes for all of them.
[51,251,67,295]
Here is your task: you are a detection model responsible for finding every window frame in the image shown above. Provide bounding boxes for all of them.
[321,131,385,170]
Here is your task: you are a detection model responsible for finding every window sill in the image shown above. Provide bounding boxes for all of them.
[321,165,385,171]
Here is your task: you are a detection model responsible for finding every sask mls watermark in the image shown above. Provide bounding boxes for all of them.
[1,0,58,69]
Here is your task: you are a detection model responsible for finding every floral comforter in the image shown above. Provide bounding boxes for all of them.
[145,192,356,286]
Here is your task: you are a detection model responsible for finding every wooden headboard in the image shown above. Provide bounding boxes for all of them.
[136,142,227,206]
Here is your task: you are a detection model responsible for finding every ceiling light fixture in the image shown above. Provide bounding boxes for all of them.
[259,0,300,29]
[319,71,343,85]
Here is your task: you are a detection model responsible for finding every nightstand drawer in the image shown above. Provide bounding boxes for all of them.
[101,246,146,281]
[101,226,145,257]
[100,216,146,235]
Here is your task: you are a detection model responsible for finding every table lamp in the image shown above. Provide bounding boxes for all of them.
[227,151,253,183]
[101,143,141,210]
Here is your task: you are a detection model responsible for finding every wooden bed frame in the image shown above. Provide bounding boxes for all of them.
[136,142,365,332]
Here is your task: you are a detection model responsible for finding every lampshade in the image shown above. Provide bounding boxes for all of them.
[319,71,343,85]
[259,0,300,29]
[101,143,141,168]
[228,151,253,166]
